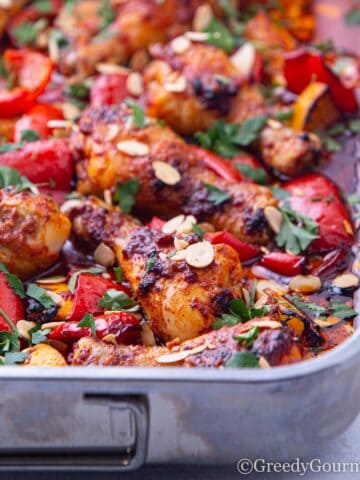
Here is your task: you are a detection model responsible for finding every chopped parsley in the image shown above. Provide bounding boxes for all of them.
[0,166,39,195]
[2,351,28,365]
[345,7,360,26]
[233,326,260,349]
[204,183,231,206]
[113,266,124,283]
[145,254,157,271]
[235,163,267,185]
[114,179,140,214]
[29,325,51,345]
[20,129,40,142]
[289,295,356,321]
[203,19,236,53]
[12,19,48,46]
[126,99,147,128]
[192,223,204,238]
[98,0,115,29]
[26,284,56,309]
[65,82,90,100]
[77,313,97,338]
[213,295,269,329]
[68,267,105,293]
[0,263,25,299]
[98,289,140,313]
[225,351,259,368]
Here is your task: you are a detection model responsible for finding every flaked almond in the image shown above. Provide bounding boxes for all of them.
[174,236,189,251]
[48,36,59,62]
[17,320,37,341]
[176,215,196,234]
[185,241,214,268]
[47,120,72,129]
[231,42,256,77]
[332,273,359,290]
[96,63,129,74]
[264,206,283,234]
[152,161,181,185]
[164,75,187,93]
[94,242,115,267]
[117,140,149,156]
[344,324,354,335]
[288,275,321,293]
[60,198,85,215]
[0,0,13,7]
[162,215,185,234]
[314,316,341,328]
[41,321,65,330]
[259,356,271,368]
[36,276,67,285]
[242,288,251,308]
[104,189,112,206]
[62,102,80,120]
[102,333,117,344]
[343,219,354,235]
[157,344,207,364]
[141,322,156,346]
[105,123,120,141]
[193,4,213,31]
[45,290,64,306]
[126,72,143,96]
[170,35,191,54]
[256,279,287,297]
[171,249,187,261]
[267,118,282,129]
[185,31,208,42]
[251,320,282,329]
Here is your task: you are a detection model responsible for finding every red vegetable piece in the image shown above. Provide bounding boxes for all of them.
[90,72,129,107]
[192,146,243,183]
[13,103,64,142]
[206,231,261,261]
[147,216,165,230]
[0,272,25,332]
[261,252,304,276]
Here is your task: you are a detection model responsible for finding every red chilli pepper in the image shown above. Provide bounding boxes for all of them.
[284,49,358,113]
[66,273,131,322]
[90,72,129,107]
[191,146,243,183]
[49,311,142,345]
[206,231,261,261]
[0,272,25,332]
[13,103,64,142]
[261,252,304,277]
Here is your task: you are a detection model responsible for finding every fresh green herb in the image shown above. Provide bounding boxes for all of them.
[98,0,115,29]
[20,129,40,142]
[145,255,157,271]
[0,308,19,355]
[312,38,335,53]
[0,143,23,153]
[12,19,48,46]
[29,325,51,345]
[203,19,236,53]
[204,183,231,206]
[214,74,230,85]
[0,57,7,78]
[225,352,259,368]
[272,109,293,122]
[3,351,28,365]
[0,331,15,355]
[0,166,39,194]
[270,186,289,200]
[349,119,360,133]
[311,194,334,204]
[276,204,319,255]
[26,284,56,309]
[345,8,360,26]
[219,0,237,19]
[233,326,260,349]
[0,263,25,299]
[192,223,204,238]
[318,133,342,153]
[113,266,124,283]
[65,83,90,100]
[114,179,139,214]
[329,300,356,319]
[289,295,356,320]
[232,115,268,146]
[213,297,269,329]
[126,99,147,128]
[235,163,267,185]
[77,313,97,338]
[98,289,139,312]
[347,193,360,206]
[289,295,327,317]
[50,29,70,49]
[33,0,52,12]
[68,267,105,293]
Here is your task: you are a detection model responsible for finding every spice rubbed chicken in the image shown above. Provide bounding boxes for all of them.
[0,0,358,369]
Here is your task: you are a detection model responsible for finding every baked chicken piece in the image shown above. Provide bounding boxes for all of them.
[66,197,244,341]
[71,320,304,367]
[73,104,276,245]
[0,189,71,279]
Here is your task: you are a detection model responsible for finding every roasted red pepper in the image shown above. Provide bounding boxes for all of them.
[0,50,53,118]
[231,153,268,184]
[90,72,129,107]
[0,138,74,197]
[13,103,64,142]
[67,273,131,322]
[192,146,243,183]
[0,272,25,332]
[147,216,166,230]
[284,49,358,113]
[49,311,141,345]
[206,231,261,261]
[261,252,304,276]
[284,173,354,252]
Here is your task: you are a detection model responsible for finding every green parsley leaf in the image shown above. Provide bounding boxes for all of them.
[319,133,342,153]
[349,119,360,133]
[270,186,289,200]
[225,352,259,368]
[347,193,360,206]
[98,0,115,29]
[204,183,231,206]
[77,313,97,338]
[276,204,319,255]
[113,266,124,283]
[50,29,70,49]
[213,297,269,329]
[235,163,267,185]
[328,300,356,319]
[345,8,360,26]
[68,267,105,293]
[272,109,293,122]
[114,179,139,214]
[233,326,260,349]
[126,99,147,128]
[3,351,28,365]
[12,19,48,46]
[203,19,236,53]
[26,284,56,309]
[289,295,355,320]
[30,325,51,345]
[145,254,157,271]
[98,289,139,312]
[0,331,14,355]
[6,273,26,299]
[33,0,52,12]
[192,223,204,238]
[20,129,40,142]
[219,0,237,18]
[232,115,268,146]
[0,308,19,353]
[0,166,39,194]
[65,83,90,100]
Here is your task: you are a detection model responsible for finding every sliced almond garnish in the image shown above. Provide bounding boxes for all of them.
[343,219,354,235]
[60,198,85,215]
[164,75,187,93]
[36,276,67,285]
[176,215,196,234]
[104,189,112,206]
[62,102,80,120]
[171,249,187,261]
[230,42,256,77]
[94,242,115,267]
[185,31,209,42]
[117,140,149,156]
[332,273,359,290]
[102,333,117,344]
[264,206,283,234]
[41,321,65,330]
[256,280,287,297]
[250,320,282,329]
[152,161,181,185]
[105,124,120,141]
[141,322,156,346]
[45,290,64,306]
[288,275,321,293]
[126,72,143,96]
[17,320,37,341]
[193,4,213,31]
[267,118,282,129]
[162,215,185,234]
[157,344,207,364]
[314,316,341,328]
[185,241,214,268]
[344,324,354,335]
[47,119,72,129]
[174,236,189,251]
[170,36,191,54]
[96,63,129,74]
[258,356,271,368]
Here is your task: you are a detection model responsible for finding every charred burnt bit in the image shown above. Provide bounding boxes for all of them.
[26,298,58,325]
[191,77,239,115]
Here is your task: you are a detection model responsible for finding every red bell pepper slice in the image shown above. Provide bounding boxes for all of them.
[66,273,131,322]
[192,146,243,183]
[284,49,358,113]
[284,173,354,252]
[0,272,25,332]
[147,216,165,230]
[0,50,53,118]
[0,138,74,197]
[49,311,141,345]
[206,231,261,261]
[90,72,129,107]
[13,103,64,142]
[261,252,304,276]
